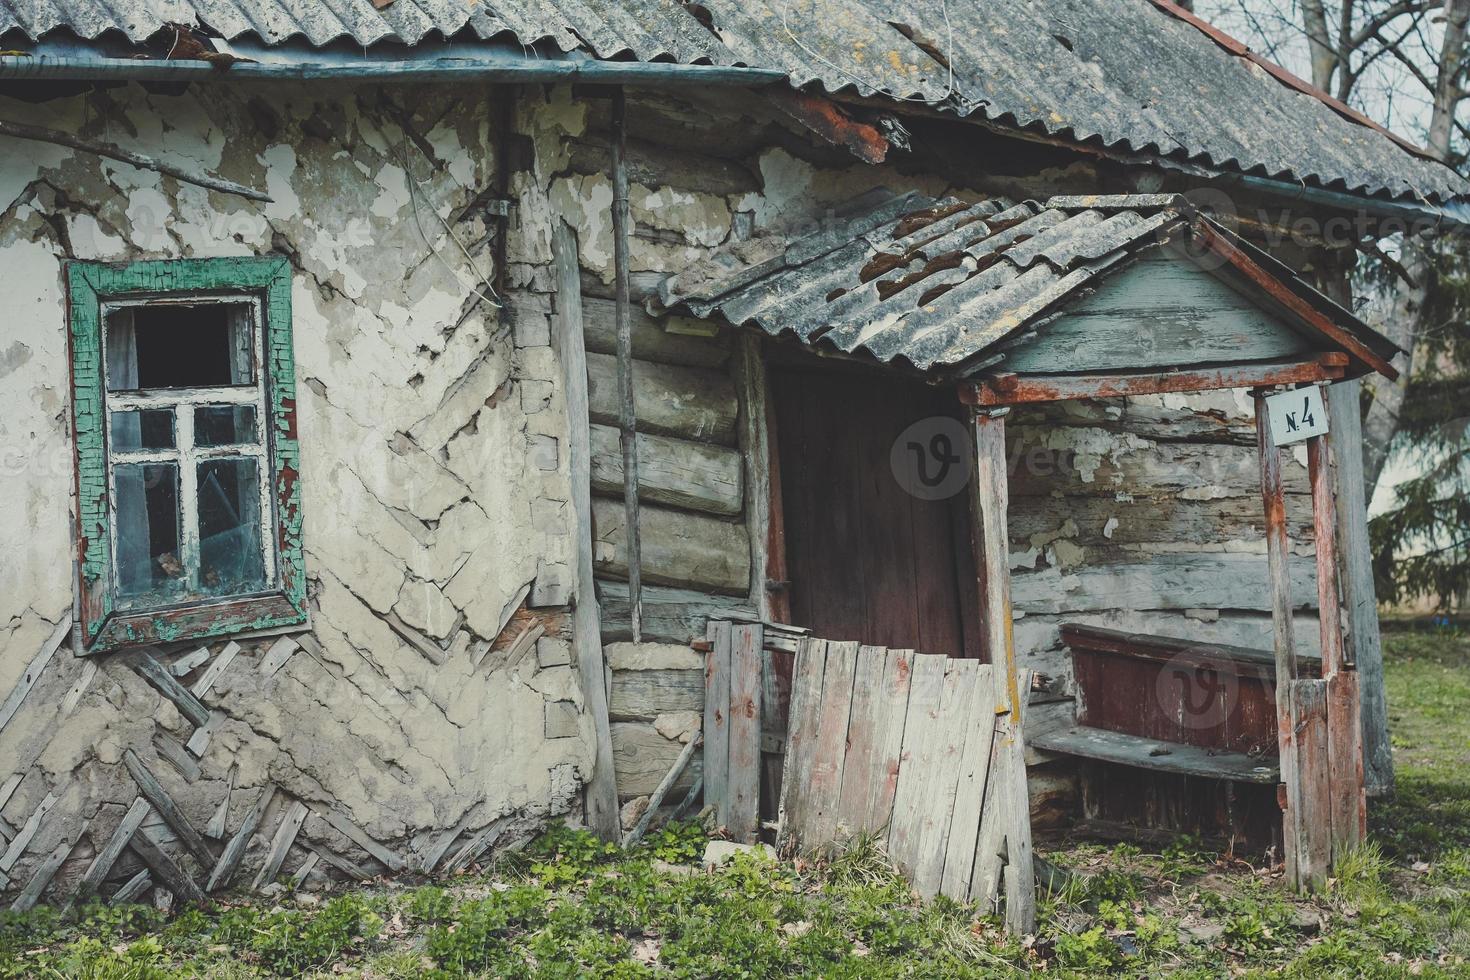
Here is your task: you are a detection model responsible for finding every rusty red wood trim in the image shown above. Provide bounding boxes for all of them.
[1193,223,1398,380]
[767,88,888,165]
[960,355,1346,406]
[1146,0,1436,163]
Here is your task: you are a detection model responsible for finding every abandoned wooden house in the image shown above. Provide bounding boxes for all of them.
[0,0,1462,926]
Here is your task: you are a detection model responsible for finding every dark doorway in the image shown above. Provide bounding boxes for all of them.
[771,365,982,658]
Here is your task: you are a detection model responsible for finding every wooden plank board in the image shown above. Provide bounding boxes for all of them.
[999,674,1035,934]
[910,658,979,899]
[1029,726,1280,782]
[775,639,828,852]
[77,797,152,900]
[1255,396,1300,685]
[1001,254,1314,374]
[257,637,300,678]
[581,295,731,369]
[320,809,405,872]
[886,653,948,877]
[0,614,70,735]
[1327,670,1367,858]
[129,828,205,905]
[190,641,241,697]
[206,784,275,892]
[1287,679,1331,890]
[252,800,308,890]
[865,649,915,831]
[0,789,62,873]
[11,837,75,912]
[130,651,211,728]
[802,641,859,849]
[554,220,620,842]
[831,646,889,830]
[60,659,99,717]
[726,624,764,843]
[169,648,211,677]
[609,670,704,722]
[941,664,997,900]
[1325,381,1392,794]
[110,870,152,905]
[703,621,732,824]
[123,750,213,867]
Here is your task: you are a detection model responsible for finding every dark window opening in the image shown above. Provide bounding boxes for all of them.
[106,303,253,391]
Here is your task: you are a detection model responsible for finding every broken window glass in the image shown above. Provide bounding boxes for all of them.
[114,462,184,603]
[197,457,267,596]
[110,409,175,451]
[194,405,258,446]
[105,303,253,391]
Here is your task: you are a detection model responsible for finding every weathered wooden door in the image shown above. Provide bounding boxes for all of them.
[771,366,982,658]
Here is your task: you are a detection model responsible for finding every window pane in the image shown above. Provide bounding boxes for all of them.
[110,409,175,451]
[194,405,258,447]
[106,303,254,391]
[198,457,268,596]
[114,463,184,603]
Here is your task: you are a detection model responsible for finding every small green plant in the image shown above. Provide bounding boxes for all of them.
[637,818,706,865]
[249,894,382,975]
[1054,925,1123,970]
[404,884,456,924]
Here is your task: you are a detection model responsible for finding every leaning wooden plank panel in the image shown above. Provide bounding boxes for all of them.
[802,640,859,848]
[703,621,732,824]
[775,639,829,852]
[725,624,764,843]
[864,648,915,831]
[886,653,947,877]
[910,658,978,900]
[832,646,889,827]
[940,664,996,900]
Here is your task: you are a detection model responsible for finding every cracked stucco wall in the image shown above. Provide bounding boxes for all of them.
[0,81,595,905]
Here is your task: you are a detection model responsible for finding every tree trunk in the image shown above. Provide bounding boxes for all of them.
[1301,0,1341,91]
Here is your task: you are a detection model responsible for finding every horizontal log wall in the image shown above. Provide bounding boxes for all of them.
[1006,393,1325,692]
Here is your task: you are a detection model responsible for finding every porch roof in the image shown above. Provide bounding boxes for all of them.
[658,191,1403,382]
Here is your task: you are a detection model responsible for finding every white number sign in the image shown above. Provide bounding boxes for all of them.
[1264,385,1329,447]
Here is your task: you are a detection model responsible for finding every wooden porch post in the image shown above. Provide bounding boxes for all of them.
[969,407,1036,934]
[1255,391,1328,889]
[1307,431,1368,855]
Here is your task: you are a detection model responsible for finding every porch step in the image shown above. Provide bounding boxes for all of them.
[1030,725,1279,784]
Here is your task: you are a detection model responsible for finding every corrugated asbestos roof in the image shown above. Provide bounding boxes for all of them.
[660,191,1399,378]
[1,0,1464,204]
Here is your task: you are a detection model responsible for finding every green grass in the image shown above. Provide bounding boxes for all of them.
[3,629,1468,977]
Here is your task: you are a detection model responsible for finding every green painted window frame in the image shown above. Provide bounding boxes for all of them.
[67,257,306,653]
